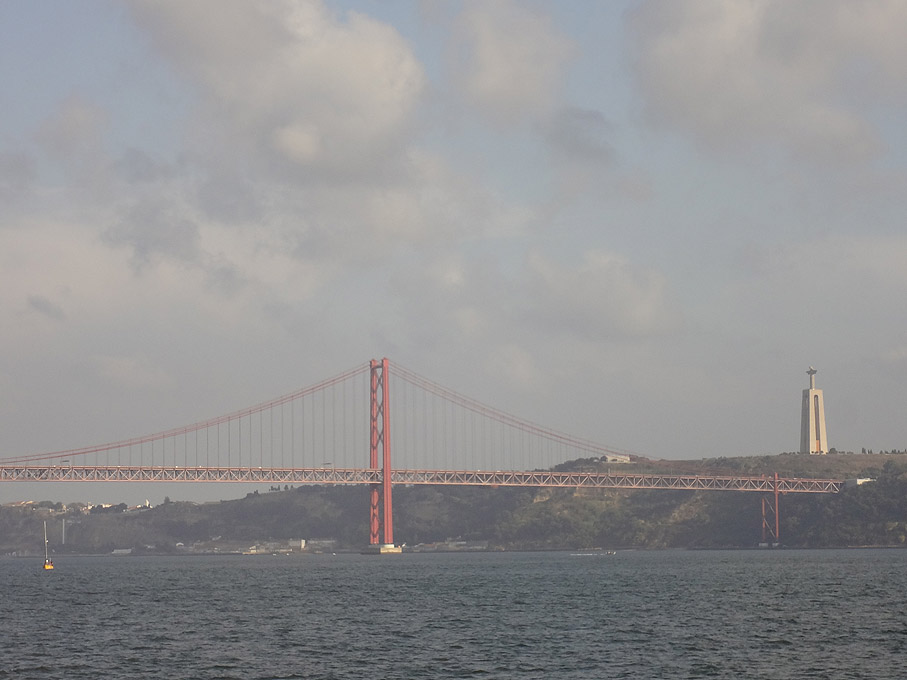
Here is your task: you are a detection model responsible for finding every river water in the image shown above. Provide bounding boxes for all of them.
[2,549,905,679]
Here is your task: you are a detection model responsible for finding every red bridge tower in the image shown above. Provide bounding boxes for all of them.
[369,358,399,552]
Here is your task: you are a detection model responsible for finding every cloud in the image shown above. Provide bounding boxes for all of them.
[743,232,907,291]
[629,0,907,163]
[130,0,425,178]
[882,343,907,366]
[26,295,66,322]
[0,216,128,358]
[386,247,679,366]
[711,232,907,380]
[36,95,108,162]
[103,199,201,270]
[543,107,614,165]
[522,250,679,341]
[450,0,574,125]
[540,106,622,205]
[486,344,539,389]
[120,0,513,287]
[0,152,35,202]
[193,169,263,225]
[92,354,175,391]
[112,148,173,185]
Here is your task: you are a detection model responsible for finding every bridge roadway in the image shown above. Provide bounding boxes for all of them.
[0,465,844,493]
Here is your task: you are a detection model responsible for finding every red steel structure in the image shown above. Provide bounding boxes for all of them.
[0,358,845,546]
[0,465,840,545]
[762,472,781,545]
[369,358,393,547]
[0,466,844,493]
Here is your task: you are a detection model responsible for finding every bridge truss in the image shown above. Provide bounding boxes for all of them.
[0,464,843,493]
[1,358,845,546]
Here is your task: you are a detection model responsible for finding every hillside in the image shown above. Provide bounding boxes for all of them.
[587,451,904,479]
[3,454,907,555]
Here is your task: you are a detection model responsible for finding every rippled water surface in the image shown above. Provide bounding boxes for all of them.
[2,550,906,679]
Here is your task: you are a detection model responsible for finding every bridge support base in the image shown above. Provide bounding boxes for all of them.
[361,543,402,555]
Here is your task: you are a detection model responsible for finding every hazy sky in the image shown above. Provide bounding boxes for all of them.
[2,1,906,504]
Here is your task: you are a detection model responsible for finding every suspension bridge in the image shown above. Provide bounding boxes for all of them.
[1,358,844,547]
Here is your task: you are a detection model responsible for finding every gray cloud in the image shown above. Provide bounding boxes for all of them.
[521,250,679,341]
[629,0,907,163]
[103,200,200,269]
[543,107,614,165]
[130,0,426,181]
[0,152,35,201]
[27,294,66,321]
[113,148,172,185]
[196,170,262,225]
[387,247,678,352]
[36,95,107,161]
[450,0,574,125]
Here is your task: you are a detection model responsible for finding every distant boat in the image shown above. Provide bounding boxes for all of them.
[42,521,54,570]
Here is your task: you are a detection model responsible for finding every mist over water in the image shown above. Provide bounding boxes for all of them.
[2,550,905,679]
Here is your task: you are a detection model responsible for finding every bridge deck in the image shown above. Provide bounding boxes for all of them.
[0,466,844,493]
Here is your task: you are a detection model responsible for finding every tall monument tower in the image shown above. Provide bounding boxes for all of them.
[800,367,828,455]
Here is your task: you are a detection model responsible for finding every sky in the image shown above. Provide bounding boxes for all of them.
[1,0,906,505]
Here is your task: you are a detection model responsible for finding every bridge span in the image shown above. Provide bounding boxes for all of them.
[1,358,844,547]
[0,464,843,494]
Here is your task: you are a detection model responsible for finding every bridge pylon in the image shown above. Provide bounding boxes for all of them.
[761,472,781,547]
[369,358,396,550]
